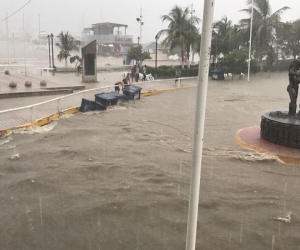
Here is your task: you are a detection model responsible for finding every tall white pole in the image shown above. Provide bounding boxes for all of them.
[140,8,142,47]
[247,0,254,82]
[12,32,15,62]
[6,13,10,71]
[23,13,27,79]
[38,14,42,77]
[38,14,41,47]
[185,1,215,250]
[188,3,193,69]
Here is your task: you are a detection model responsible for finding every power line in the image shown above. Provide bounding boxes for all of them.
[0,0,32,23]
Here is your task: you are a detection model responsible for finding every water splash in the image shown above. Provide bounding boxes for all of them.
[204,147,283,163]
[13,121,57,134]
[0,137,11,146]
[10,146,19,160]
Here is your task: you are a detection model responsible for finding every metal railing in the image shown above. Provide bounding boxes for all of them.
[0,77,198,131]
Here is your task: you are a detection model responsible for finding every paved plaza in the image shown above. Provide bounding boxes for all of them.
[0,69,197,131]
[0,40,195,131]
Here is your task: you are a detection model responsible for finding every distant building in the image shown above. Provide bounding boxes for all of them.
[143,42,169,60]
[81,22,135,57]
[39,31,48,45]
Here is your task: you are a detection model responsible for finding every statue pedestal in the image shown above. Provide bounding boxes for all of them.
[261,111,300,149]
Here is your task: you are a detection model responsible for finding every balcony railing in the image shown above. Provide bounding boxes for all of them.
[81,35,133,44]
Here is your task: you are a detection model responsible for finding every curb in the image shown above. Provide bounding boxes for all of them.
[235,127,300,165]
[0,86,195,137]
[0,106,79,137]
[0,89,73,99]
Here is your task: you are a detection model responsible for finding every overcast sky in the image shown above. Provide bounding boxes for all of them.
[1,0,299,44]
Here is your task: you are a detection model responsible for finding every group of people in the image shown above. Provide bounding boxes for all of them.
[114,64,148,93]
[115,73,131,93]
[131,64,147,82]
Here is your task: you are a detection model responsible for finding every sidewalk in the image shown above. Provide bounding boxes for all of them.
[0,71,198,131]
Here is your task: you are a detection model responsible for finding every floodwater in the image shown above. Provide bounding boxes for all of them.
[1,72,300,250]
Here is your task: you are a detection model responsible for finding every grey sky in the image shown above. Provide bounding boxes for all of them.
[1,0,299,43]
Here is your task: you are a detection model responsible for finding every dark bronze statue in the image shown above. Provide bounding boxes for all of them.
[260,56,300,149]
[287,56,300,115]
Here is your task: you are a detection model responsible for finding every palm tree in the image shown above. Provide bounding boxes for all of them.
[213,17,242,55]
[157,5,200,69]
[277,20,300,60]
[186,8,201,68]
[239,0,290,59]
[55,32,80,67]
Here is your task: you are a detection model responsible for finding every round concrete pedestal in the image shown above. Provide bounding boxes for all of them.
[235,126,300,165]
[40,80,47,86]
[261,111,300,149]
[25,80,32,87]
[9,81,17,88]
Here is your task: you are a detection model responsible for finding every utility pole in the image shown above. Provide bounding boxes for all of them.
[6,13,10,71]
[38,14,41,76]
[38,14,41,47]
[12,32,15,61]
[188,3,194,69]
[247,0,254,81]
[140,8,142,47]
[23,13,27,78]
[185,0,215,250]
[136,8,144,50]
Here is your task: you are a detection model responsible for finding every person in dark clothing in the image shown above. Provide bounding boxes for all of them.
[143,65,147,81]
[287,56,300,115]
[131,65,136,83]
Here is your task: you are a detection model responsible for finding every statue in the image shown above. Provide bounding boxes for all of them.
[260,56,300,149]
[287,56,300,115]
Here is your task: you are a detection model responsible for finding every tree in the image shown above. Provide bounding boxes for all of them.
[157,5,200,69]
[186,8,201,68]
[239,0,290,60]
[69,55,82,64]
[55,32,80,67]
[213,17,242,56]
[127,46,151,63]
[217,49,248,79]
[277,20,300,60]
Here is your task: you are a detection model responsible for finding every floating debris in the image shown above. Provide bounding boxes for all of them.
[275,212,292,223]
[10,153,20,160]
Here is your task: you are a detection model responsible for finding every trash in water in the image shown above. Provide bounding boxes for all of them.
[10,153,20,160]
[275,212,292,223]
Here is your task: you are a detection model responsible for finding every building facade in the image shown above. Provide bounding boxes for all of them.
[81,22,135,57]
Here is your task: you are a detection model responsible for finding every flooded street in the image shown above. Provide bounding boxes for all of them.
[1,71,300,249]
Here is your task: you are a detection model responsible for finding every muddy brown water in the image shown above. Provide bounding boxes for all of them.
[1,72,300,250]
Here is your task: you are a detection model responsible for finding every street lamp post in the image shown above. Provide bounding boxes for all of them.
[12,32,15,61]
[155,35,158,79]
[247,0,254,81]
[47,35,51,68]
[51,33,54,68]
[6,13,10,71]
[136,8,144,48]
[23,14,27,79]
[188,3,195,69]
[137,36,140,65]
